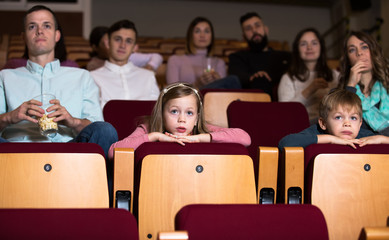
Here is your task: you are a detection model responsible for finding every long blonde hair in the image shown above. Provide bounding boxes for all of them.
[149,83,208,134]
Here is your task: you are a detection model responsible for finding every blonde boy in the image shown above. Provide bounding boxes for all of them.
[279,89,389,149]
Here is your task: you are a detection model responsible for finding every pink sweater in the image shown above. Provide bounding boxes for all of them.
[108,124,251,159]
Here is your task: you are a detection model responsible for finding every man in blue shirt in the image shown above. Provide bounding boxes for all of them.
[0,5,117,158]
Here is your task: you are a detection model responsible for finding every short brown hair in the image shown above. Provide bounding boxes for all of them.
[24,5,58,30]
[319,89,362,121]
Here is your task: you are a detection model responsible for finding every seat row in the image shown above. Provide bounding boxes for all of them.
[1,90,389,239]
[0,204,332,240]
[103,94,389,240]
[1,141,388,240]
[1,34,290,68]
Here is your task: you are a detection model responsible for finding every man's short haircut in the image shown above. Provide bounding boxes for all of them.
[239,12,262,25]
[107,19,137,40]
[89,26,109,47]
[319,89,362,121]
[24,5,58,30]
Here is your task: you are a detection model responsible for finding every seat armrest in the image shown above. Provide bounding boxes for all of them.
[359,227,389,240]
[113,148,134,212]
[283,147,304,204]
[158,231,188,240]
[258,147,278,204]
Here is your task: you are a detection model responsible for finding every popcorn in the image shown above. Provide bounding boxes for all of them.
[38,114,58,133]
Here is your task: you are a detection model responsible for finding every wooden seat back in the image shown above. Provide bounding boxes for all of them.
[202,89,270,128]
[138,154,257,240]
[0,151,108,208]
[311,153,389,240]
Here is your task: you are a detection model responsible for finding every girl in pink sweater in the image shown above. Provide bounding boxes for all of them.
[108,83,251,159]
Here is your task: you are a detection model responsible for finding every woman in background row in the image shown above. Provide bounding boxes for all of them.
[338,31,389,136]
[166,16,240,89]
[278,28,338,124]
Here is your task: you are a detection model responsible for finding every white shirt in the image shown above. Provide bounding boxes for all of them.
[91,61,160,109]
[278,70,339,124]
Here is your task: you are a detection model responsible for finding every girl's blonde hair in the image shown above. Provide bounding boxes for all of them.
[149,83,208,134]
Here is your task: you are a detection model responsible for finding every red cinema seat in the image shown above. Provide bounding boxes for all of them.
[125,142,256,240]
[201,89,270,128]
[227,101,309,204]
[175,204,329,240]
[103,100,156,140]
[0,208,139,240]
[282,143,389,239]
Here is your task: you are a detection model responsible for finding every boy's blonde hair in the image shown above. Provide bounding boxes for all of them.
[319,89,362,121]
[149,83,208,134]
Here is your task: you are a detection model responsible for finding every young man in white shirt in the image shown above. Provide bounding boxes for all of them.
[86,26,163,72]
[90,20,160,109]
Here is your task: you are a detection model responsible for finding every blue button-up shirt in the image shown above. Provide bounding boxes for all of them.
[0,59,103,142]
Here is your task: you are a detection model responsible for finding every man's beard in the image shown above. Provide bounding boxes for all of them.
[246,34,268,52]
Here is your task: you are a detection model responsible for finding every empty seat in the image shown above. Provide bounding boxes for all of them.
[174,204,328,240]
[114,142,256,240]
[201,89,270,128]
[103,100,156,140]
[227,101,309,203]
[283,143,389,239]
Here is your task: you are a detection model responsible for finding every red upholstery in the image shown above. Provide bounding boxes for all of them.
[0,142,105,157]
[0,208,139,239]
[227,101,309,179]
[304,143,389,203]
[103,100,156,140]
[176,204,329,240]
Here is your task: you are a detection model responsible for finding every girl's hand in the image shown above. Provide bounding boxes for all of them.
[358,135,389,147]
[348,60,369,87]
[165,132,212,144]
[148,132,186,146]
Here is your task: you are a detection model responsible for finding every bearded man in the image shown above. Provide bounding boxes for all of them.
[228,12,291,99]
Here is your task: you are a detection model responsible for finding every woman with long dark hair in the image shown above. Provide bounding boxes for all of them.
[338,31,389,135]
[278,28,338,124]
